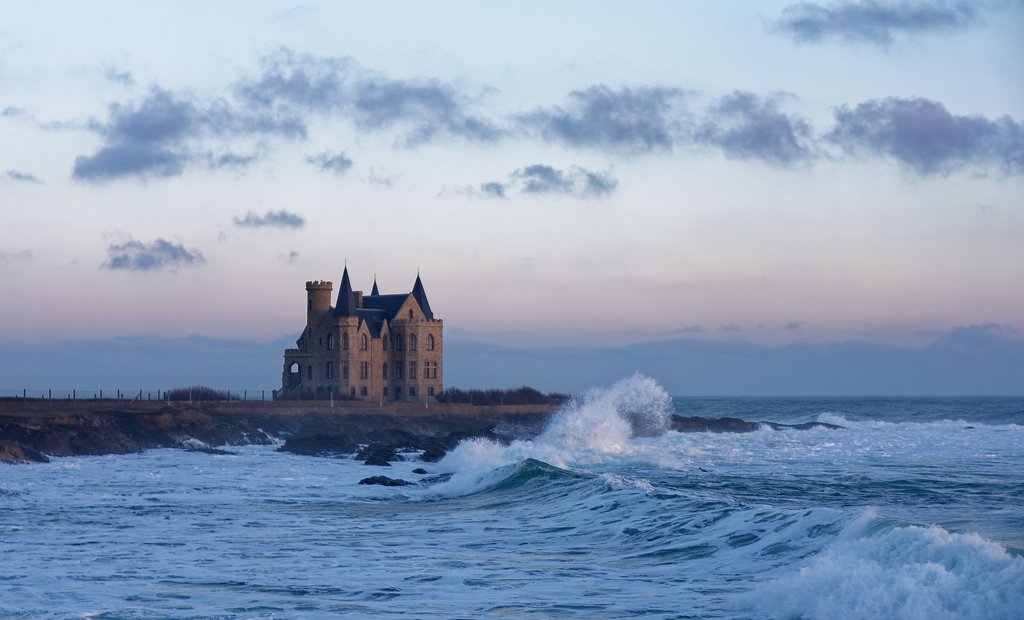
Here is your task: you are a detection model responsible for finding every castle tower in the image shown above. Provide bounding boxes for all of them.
[306,281,333,320]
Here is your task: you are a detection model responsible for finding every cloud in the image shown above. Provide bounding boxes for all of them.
[826,97,1024,175]
[461,164,619,199]
[695,92,814,165]
[0,249,33,261]
[305,150,353,174]
[775,1,981,45]
[101,238,206,271]
[520,85,685,153]
[480,182,506,198]
[73,87,305,182]
[5,170,43,183]
[105,68,136,86]
[2,107,27,117]
[236,49,502,146]
[232,209,306,229]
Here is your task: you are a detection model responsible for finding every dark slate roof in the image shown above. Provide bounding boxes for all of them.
[370,278,379,296]
[360,294,408,321]
[333,267,358,316]
[411,274,433,319]
[357,309,386,338]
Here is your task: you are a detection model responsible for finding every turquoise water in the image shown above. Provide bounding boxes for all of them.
[2,376,1022,619]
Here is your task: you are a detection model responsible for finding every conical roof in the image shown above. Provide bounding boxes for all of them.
[333,267,358,316]
[371,277,379,296]
[411,274,433,319]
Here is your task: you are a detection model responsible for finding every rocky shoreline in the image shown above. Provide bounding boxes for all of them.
[0,399,841,464]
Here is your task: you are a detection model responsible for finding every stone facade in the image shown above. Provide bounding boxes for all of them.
[281,268,443,401]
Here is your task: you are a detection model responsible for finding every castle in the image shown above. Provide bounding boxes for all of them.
[281,268,442,400]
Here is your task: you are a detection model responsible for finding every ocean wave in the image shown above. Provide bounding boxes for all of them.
[746,519,1024,620]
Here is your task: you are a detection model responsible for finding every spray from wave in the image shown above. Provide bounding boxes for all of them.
[423,374,672,497]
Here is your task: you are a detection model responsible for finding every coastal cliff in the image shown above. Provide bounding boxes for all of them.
[1,398,840,464]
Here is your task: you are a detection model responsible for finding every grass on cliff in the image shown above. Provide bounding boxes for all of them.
[439,386,569,406]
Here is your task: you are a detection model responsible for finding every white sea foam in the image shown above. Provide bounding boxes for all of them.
[748,521,1024,620]
[422,374,673,497]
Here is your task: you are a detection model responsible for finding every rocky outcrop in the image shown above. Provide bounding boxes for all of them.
[0,400,843,465]
[0,442,49,463]
[668,415,843,433]
[359,475,412,487]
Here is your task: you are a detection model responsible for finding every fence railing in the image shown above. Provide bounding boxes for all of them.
[0,389,274,402]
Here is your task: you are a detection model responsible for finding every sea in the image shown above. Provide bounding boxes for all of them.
[2,375,1022,619]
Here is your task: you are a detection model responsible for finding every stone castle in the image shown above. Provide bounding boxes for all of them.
[281,268,442,400]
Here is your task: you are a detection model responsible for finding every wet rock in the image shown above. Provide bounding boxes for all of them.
[356,443,400,463]
[0,442,49,464]
[412,468,427,474]
[363,455,392,467]
[176,436,235,455]
[668,415,843,433]
[277,433,357,457]
[359,475,412,486]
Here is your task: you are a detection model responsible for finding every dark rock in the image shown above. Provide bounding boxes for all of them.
[176,437,235,455]
[669,415,844,433]
[412,468,427,474]
[365,429,420,450]
[277,433,357,456]
[363,455,392,467]
[0,442,49,463]
[356,443,399,463]
[359,475,412,486]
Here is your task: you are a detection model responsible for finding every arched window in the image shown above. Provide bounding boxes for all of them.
[427,334,435,351]
[409,334,417,351]
[360,334,368,350]
[382,363,388,379]
[307,365,313,380]
[395,334,403,351]
[409,309,414,320]
[342,332,349,350]
[327,333,334,350]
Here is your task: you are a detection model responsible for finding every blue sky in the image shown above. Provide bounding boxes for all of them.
[2,1,1022,393]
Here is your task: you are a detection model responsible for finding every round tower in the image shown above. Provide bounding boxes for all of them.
[306,280,333,318]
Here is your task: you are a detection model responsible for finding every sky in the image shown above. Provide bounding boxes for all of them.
[2,1,1023,393]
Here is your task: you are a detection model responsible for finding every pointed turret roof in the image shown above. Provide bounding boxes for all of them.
[411,273,433,320]
[371,277,379,296]
[333,267,358,316]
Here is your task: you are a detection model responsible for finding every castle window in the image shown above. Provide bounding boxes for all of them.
[394,386,402,399]
[409,387,417,397]
[395,334,403,351]
[409,361,417,380]
[360,334,368,350]
[424,361,437,379]
[308,298,312,311]
[428,387,434,396]
[382,363,388,380]
[409,334,417,351]
[326,361,334,379]
[409,309,414,320]
[351,387,356,397]
[427,334,435,351]
[394,361,402,379]
[327,334,334,350]
[342,332,349,350]
[361,386,368,396]
[360,362,369,379]
[382,387,388,397]
[307,365,313,380]
[383,335,389,351]
[342,361,349,379]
